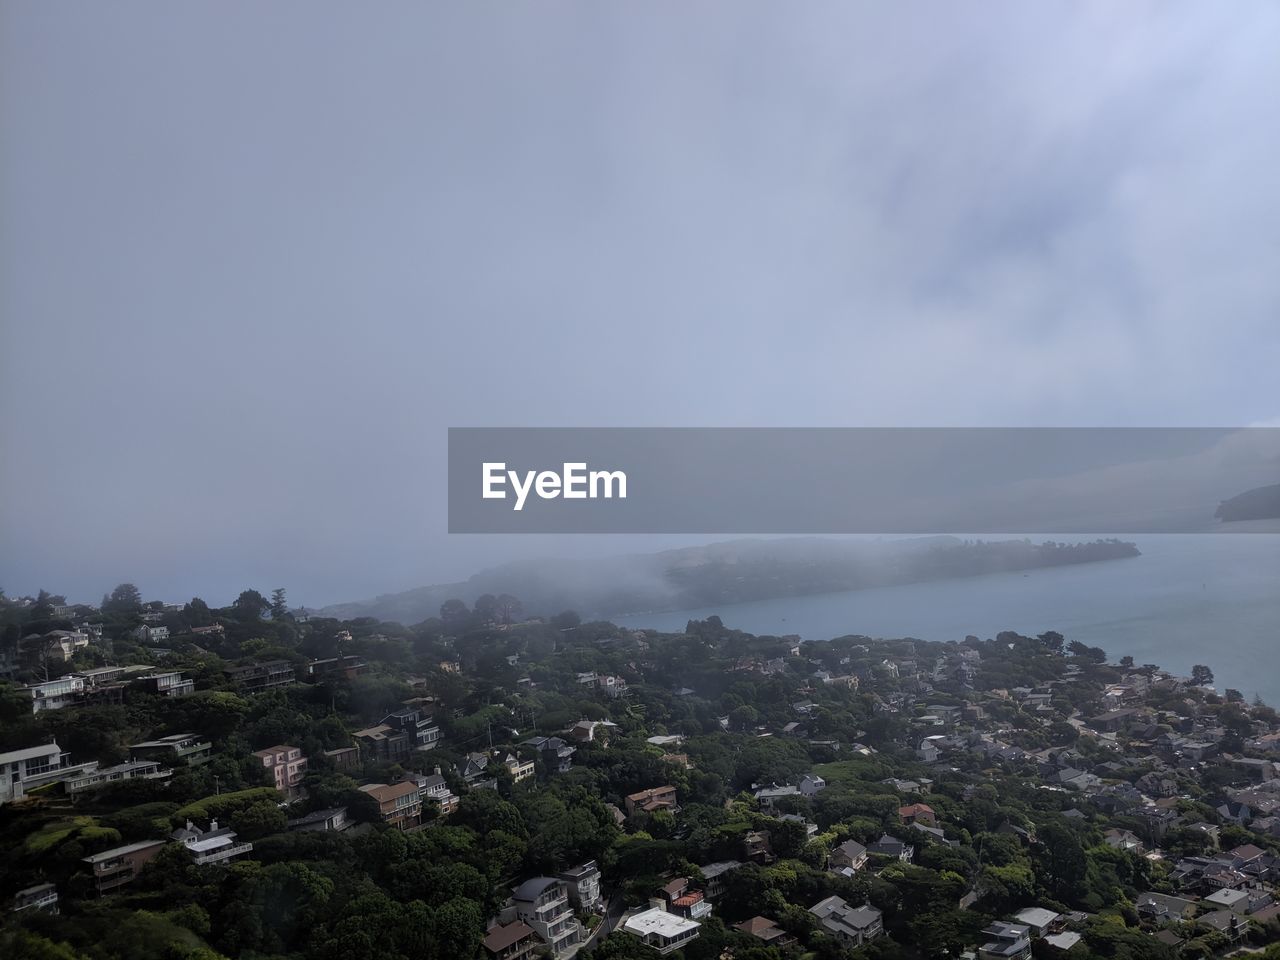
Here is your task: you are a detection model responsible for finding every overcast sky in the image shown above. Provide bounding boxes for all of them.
[2,2,1278,607]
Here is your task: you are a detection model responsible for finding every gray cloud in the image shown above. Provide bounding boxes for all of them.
[2,2,1278,606]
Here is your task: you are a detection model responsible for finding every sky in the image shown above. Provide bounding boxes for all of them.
[2,2,1279,608]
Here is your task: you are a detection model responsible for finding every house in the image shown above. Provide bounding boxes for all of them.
[253,744,307,798]
[1103,828,1144,853]
[1204,887,1250,913]
[566,719,616,743]
[305,655,368,681]
[511,877,582,958]
[172,819,255,865]
[287,806,351,833]
[224,660,296,692]
[868,833,914,861]
[11,882,58,914]
[381,707,442,751]
[416,768,460,814]
[622,907,700,955]
[129,733,212,766]
[83,839,167,893]
[523,736,576,774]
[1197,910,1246,943]
[698,860,744,900]
[360,782,422,830]
[134,671,195,697]
[735,916,795,949]
[829,838,868,874]
[809,896,883,946]
[460,752,494,786]
[1,741,98,804]
[352,724,414,764]
[558,860,603,912]
[626,785,679,817]
[754,782,800,810]
[503,753,535,783]
[62,759,171,795]
[1012,908,1062,938]
[798,773,827,796]
[660,877,713,919]
[899,803,937,826]
[482,920,540,960]
[323,745,360,772]
[1136,892,1197,924]
[979,921,1032,960]
[20,675,86,713]
[744,829,774,864]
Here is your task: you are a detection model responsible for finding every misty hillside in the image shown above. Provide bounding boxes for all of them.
[317,536,1140,623]
[1216,483,1280,522]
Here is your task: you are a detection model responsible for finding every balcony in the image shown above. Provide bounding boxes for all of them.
[192,841,254,865]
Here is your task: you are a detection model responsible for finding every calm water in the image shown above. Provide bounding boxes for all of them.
[616,535,1280,705]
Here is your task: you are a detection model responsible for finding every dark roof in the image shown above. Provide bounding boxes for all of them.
[482,921,536,953]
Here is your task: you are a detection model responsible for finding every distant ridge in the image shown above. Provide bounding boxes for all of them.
[318,536,1139,624]
[1216,483,1280,522]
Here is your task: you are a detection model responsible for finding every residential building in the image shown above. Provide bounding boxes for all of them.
[744,829,774,864]
[868,834,914,861]
[172,820,255,866]
[979,921,1032,960]
[382,707,442,751]
[503,752,535,783]
[1012,908,1062,938]
[134,671,194,697]
[224,660,296,692]
[323,745,360,771]
[622,907,700,955]
[698,860,743,900]
[353,724,413,764]
[809,896,884,947]
[131,624,170,644]
[660,877,713,919]
[626,785,679,817]
[830,839,868,874]
[11,882,59,914]
[415,768,460,814]
[129,733,212,766]
[305,655,368,680]
[62,759,171,794]
[735,916,795,949]
[83,840,167,893]
[253,744,307,797]
[899,803,937,826]
[287,806,351,833]
[558,860,602,912]
[1,742,97,804]
[359,781,422,830]
[21,675,86,713]
[522,736,576,773]
[798,773,827,796]
[511,877,582,958]
[482,921,540,960]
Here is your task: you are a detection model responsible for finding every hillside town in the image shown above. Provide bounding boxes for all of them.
[2,585,1280,960]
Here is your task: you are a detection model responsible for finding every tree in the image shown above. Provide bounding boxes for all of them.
[270,588,289,620]
[439,599,469,625]
[231,798,288,840]
[1191,665,1214,686]
[232,590,270,622]
[104,583,143,616]
[473,594,499,623]
[186,597,213,627]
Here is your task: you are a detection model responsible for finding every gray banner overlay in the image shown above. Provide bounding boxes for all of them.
[448,427,1280,533]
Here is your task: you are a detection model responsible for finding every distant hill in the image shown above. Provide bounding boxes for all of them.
[318,535,1140,624]
[1215,483,1280,522]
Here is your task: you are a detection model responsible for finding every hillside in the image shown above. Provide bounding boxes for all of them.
[318,536,1140,623]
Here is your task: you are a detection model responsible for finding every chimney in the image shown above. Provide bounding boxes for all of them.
[209,819,218,832]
